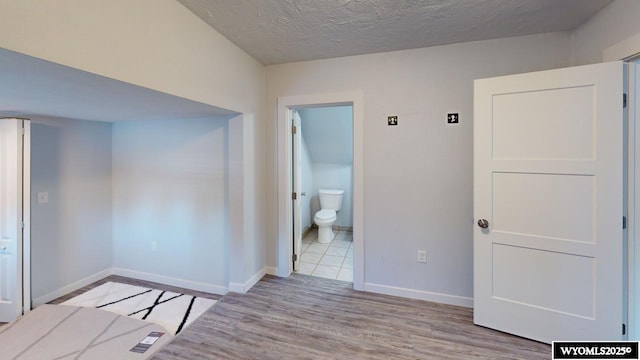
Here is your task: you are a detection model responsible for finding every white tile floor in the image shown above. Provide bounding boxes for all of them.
[295,229,353,282]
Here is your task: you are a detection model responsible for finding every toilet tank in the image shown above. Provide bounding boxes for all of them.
[318,189,344,211]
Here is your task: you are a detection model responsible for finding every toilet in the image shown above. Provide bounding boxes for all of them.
[314,189,344,244]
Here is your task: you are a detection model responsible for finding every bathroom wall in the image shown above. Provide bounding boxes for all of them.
[112,117,230,293]
[30,116,113,303]
[299,106,353,228]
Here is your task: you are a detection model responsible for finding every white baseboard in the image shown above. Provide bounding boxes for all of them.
[32,268,114,307]
[264,266,278,276]
[228,267,267,293]
[112,267,228,295]
[364,282,473,308]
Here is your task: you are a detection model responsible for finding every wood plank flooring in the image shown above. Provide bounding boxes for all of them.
[149,274,550,360]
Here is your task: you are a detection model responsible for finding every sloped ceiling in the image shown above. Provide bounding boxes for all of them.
[0,48,236,122]
[299,106,353,165]
[177,0,613,65]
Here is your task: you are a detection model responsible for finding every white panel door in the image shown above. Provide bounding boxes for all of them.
[292,110,302,271]
[0,119,24,322]
[474,61,625,343]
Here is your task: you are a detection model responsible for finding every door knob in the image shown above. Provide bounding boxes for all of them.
[301,192,306,196]
[477,219,489,229]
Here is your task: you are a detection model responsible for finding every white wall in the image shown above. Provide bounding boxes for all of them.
[572,0,640,65]
[112,118,229,291]
[0,0,267,286]
[30,117,112,301]
[0,0,263,114]
[266,32,573,300]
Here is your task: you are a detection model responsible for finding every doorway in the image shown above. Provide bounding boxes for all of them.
[291,106,354,281]
[277,92,364,290]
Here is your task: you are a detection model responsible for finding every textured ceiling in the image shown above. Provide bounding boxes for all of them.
[177,0,613,65]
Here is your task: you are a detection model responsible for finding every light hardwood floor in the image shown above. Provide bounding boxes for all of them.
[147,274,550,360]
[40,273,551,359]
[4,273,553,359]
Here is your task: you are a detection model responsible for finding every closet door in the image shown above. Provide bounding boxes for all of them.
[0,119,26,322]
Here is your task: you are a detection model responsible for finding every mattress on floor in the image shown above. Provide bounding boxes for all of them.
[0,304,173,360]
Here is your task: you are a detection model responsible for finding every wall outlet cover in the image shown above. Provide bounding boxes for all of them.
[417,250,427,263]
[37,191,49,204]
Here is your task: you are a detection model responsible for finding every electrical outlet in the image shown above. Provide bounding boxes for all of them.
[388,116,398,126]
[151,241,157,252]
[447,113,459,124]
[37,192,49,204]
[417,250,427,263]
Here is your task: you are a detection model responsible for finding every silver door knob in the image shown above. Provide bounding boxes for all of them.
[477,219,489,229]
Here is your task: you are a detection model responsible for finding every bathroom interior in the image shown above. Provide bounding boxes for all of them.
[294,105,354,282]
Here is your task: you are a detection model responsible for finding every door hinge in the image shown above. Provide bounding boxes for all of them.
[292,125,297,134]
[292,192,297,200]
[623,216,627,229]
[292,254,298,262]
[624,93,627,108]
[623,323,627,335]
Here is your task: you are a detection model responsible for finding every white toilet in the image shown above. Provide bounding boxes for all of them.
[314,189,344,244]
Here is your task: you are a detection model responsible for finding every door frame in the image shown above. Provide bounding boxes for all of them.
[627,58,640,340]
[277,91,364,290]
[606,38,640,339]
[291,110,302,271]
[22,120,31,315]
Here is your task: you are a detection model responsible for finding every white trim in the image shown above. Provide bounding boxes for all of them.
[277,91,365,291]
[112,268,228,295]
[364,282,473,308]
[228,267,266,293]
[22,120,31,314]
[631,60,640,340]
[604,33,640,62]
[32,268,113,307]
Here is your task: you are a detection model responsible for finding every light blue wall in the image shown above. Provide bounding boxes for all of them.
[299,106,353,165]
[299,106,353,227]
[112,118,229,287]
[31,117,113,301]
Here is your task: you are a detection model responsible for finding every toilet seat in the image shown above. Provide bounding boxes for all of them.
[314,209,336,221]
